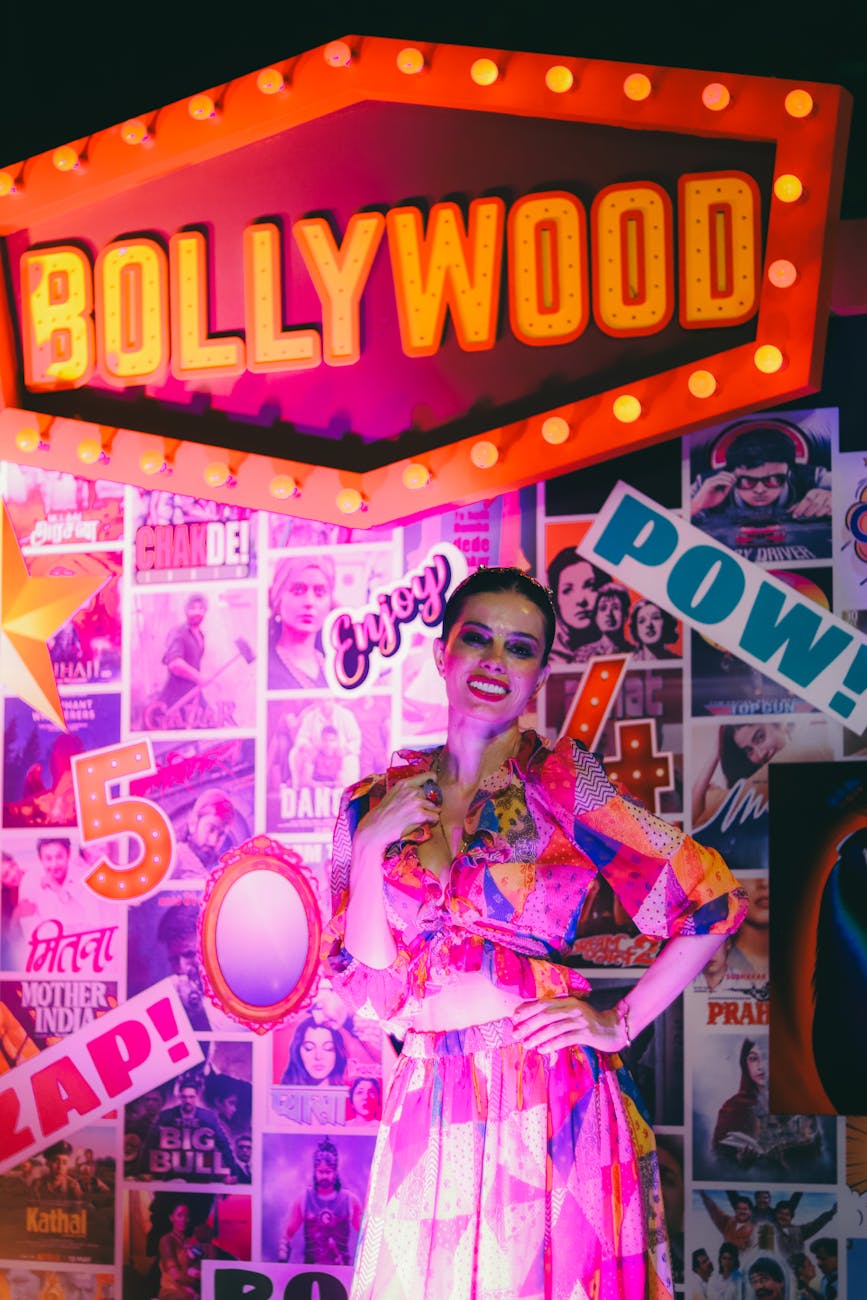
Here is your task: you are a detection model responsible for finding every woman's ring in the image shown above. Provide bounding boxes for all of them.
[422,779,443,807]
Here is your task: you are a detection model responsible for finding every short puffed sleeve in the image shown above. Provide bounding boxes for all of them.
[543,738,747,939]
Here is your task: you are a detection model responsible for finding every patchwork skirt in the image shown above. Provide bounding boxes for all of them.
[350,1018,673,1300]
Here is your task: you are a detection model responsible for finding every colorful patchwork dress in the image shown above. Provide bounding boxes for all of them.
[324,731,746,1300]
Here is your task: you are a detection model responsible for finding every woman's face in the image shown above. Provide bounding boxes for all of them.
[435,590,549,725]
[732,723,789,768]
[300,1026,338,1081]
[277,567,332,633]
[595,593,624,633]
[745,1044,766,1086]
[744,877,770,926]
[170,1204,189,1233]
[635,602,664,646]
[350,1079,380,1120]
[556,563,598,631]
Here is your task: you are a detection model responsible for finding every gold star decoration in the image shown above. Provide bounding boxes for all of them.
[0,500,107,730]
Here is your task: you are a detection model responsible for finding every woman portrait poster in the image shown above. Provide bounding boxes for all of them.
[544,519,682,669]
[691,1030,837,1182]
[690,717,834,876]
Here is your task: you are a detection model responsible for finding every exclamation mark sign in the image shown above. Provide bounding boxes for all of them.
[147,996,191,1063]
[830,643,867,720]
[239,520,250,567]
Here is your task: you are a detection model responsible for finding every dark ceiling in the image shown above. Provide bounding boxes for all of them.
[2,2,865,217]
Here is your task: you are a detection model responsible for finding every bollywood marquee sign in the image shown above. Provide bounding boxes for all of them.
[0,36,850,526]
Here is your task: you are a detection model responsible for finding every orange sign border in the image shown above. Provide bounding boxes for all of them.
[0,36,851,527]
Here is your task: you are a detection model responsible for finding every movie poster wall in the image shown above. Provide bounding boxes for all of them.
[0,405,862,1298]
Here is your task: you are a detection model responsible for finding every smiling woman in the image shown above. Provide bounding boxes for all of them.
[321,564,746,1299]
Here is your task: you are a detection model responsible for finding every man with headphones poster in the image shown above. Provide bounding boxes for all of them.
[688,412,835,562]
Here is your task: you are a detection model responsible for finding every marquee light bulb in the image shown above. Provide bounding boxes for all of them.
[613,394,642,423]
[774,173,804,203]
[0,169,18,196]
[324,41,353,68]
[203,461,231,487]
[269,473,298,499]
[768,259,798,288]
[541,416,570,445]
[257,68,284,94]
[121,118,149,145]
[623,73,652,101]
[77,437,104,464]
[471,58,499,87]
[15,427,41,453]
[402,463,431,489]
[336,487,364,514]
[688,370,717,398]
[545,65,574,94]
[139,449,166,475]
[53,145,80,172]
[188,94,217,121]
[470,440,498,468]
[785,88,814,118]
[754,344,784,374]
[702,82,731,111]
[397,47,425,75]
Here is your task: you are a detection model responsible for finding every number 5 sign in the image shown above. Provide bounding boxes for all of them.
[72,742,175,901]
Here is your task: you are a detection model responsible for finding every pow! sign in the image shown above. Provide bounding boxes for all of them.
[579,483,867,731]
[0,980,203,1172]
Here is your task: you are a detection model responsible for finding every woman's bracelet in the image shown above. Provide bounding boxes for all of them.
[617,999,633,1050]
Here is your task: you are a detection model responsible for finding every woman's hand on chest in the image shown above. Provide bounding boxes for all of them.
[354,772,443,867]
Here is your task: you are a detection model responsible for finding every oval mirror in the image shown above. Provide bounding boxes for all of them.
[199,834,322,1032]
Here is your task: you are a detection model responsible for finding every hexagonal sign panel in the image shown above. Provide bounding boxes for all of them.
[0,36,851,525]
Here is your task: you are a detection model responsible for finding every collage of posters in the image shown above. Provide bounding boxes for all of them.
[0,405,863,1298]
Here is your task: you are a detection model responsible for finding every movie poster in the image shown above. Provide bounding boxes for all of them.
[126,892,239,1034]
[689,1189,838,1296]
[3,696,121,828]
[2,465,124,548]
[769,761,867,1117]
[689,567,835,718]
[24,552,123,688]
[260,1133,375,1266]
[591,978,684,1125]
[0,1268,115,1300]
[544,519,683,671]
[270,995,383,1132]
[654,1135,684,1287]
[127,738,256,884]
[123,1190,251,1300]
[0,836,122,976]
[0,1127,116,1263]
[403,488,536,577]
[265,696,390,835]
[125,1042,252,1184]
[691,1029,837,1182]
[132,490,257,584]
[128,589,258,732]
[690,875,770,1003]
[686,408,836,562]
[689,715,834,874]
[265,545,399,695]
[1,979,118,1052]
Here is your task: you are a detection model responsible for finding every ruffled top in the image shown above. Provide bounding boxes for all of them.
[322,731,746,1023]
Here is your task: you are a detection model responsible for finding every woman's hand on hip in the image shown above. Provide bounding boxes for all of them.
[511,997,628,1054]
